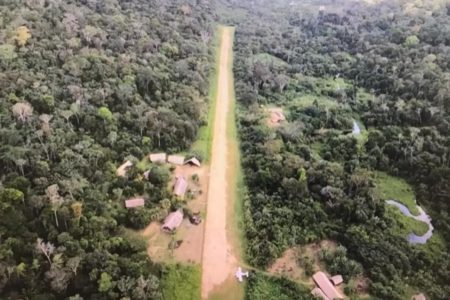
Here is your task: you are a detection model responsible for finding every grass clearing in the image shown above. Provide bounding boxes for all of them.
[162,263,201,300]
[191,26,221,163]
[385,206,429,236]
[373,171,419,215]
[292,94,339,109]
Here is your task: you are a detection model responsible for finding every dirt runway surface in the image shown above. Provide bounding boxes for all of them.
[201,27,238,299]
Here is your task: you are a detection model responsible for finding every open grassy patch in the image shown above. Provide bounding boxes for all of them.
[415,233,446,255]
[191,26,222,162]
[386,206,429,236]
[292,94,339,109]
[373,171,419,215]
[162,263,201,300]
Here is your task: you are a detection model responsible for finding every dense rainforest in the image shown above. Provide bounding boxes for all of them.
[227,0,450,299]
[0,0,215,299]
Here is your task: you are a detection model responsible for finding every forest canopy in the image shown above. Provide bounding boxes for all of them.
[226,0,450,299]
[0,0,215,299]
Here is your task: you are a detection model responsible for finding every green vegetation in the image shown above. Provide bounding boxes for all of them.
[245,271,312,300]
[253,53,288,69]
[385,206,429,236]
[293,95,339,109]
[373,171,419,215]
[191,26,222,162]
[162,264,201,300]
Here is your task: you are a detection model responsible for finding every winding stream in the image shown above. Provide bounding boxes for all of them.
[386,200,434,244]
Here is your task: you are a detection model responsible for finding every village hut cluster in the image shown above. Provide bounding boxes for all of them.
[118,153,202,232]
[148,152,201,167]
[311,271,344,300]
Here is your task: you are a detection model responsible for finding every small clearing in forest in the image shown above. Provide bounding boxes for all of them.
[268,240,337,286]
[266,107,286,128]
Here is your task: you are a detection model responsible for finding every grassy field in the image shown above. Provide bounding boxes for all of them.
[385,205,429,236]
[292,94,340,109]
[162,264,201,300]
[373,171,420,215]
[191,26,222,162]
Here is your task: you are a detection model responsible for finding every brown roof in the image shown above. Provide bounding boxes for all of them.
[330,275,343,286]
[184,157,201,167]
[162,210,183,231]
[313,272,344,300]
[149,153,167,163]
[412,294,426,300]
[168,155,185,165]
[125,198,145,208]
[311,287,330,300]
[174,176,188,197]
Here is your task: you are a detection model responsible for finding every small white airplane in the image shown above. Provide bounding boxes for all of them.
[235,267,249,282]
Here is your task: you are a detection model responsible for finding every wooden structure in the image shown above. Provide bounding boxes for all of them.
[184,157,201,167]
[330,275,343,286]
[312,272,344,300]
[116,160,133,177]
[162,210,183,232]
[125,198,145,208]
[149,153,167,163]
[168,155,185,165]
[173,176,188,197]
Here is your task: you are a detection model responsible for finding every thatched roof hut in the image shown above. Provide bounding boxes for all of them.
[330,275,343,286]
[162,210,183,232]
[312,272,343,300]
[168,155,185,165]
[149,153,167,163]
[116,160,133,177]
[184,157,201,167]
[174,176,188,197]
[125,198,145,208]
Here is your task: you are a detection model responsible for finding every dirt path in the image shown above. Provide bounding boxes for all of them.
[201,27,239,299]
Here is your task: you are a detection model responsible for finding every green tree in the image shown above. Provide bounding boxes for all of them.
[98,272,114,293]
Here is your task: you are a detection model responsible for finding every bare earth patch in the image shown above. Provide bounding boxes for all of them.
[268,240,337,286]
